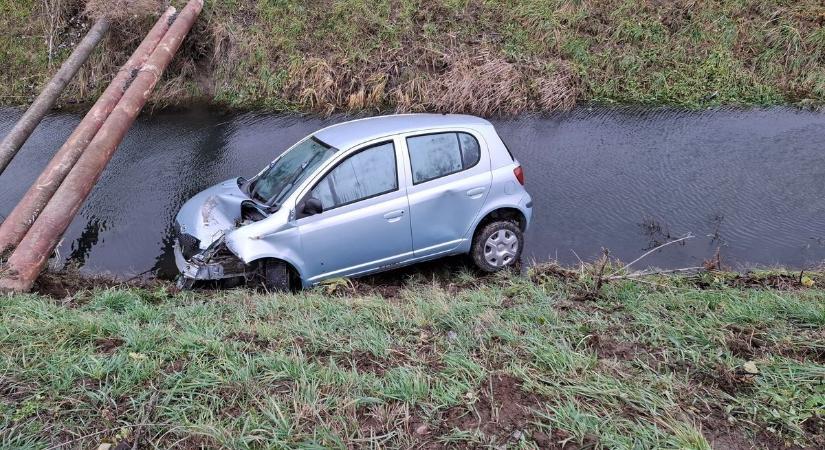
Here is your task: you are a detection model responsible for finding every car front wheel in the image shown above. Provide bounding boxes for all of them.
[471,221,524,272]
[260,260,292,292]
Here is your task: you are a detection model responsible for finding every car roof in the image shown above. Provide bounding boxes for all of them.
[314,114,493,150]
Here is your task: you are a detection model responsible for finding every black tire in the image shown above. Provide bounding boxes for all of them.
[471,221,524,273]
[260,260,292,292]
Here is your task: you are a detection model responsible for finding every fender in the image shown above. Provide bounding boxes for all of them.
[223,208,308,283]
[462,192,533,251]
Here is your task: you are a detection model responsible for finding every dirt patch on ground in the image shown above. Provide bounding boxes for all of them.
[529,263,580,285]
[336,350,396,376]
[0,376,37,404]
[725,325,825,363]
[688,271,822,291]
[351,256,486,299]
[436,373,579,448]
[724,324,768,359]
[76,376,103,391]
[31,269,170,300]
[778,345,825,364]
[696,399,821,450]
[728,272,818,290]
[94,337,124,354]
[228,331,273,350]
[692,364,756,396]
[163,359,186,374]
[352,374,576,448]
[585,333,640,361]
[802,417,825,444]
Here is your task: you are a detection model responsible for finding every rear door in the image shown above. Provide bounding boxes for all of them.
[401,130,491,257]
[296,139,413,282]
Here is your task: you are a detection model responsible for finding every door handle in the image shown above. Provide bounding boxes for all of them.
[383,210,405,222]
[466,187,486,198]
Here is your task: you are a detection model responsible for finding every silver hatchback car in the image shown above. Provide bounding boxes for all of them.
[174,114,532,290]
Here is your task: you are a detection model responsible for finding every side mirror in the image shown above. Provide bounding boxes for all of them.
[302,197,323,217]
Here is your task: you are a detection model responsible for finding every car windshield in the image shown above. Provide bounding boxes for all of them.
[249,137,337,205]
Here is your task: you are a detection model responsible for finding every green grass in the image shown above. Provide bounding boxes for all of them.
[1,268,823,448]
[0,0,823,113]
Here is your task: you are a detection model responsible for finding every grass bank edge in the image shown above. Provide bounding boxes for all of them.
[1,266,823,448]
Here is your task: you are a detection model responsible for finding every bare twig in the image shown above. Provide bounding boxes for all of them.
[43,0,58,68]
[607,233,695,278]
[607,266,706,281]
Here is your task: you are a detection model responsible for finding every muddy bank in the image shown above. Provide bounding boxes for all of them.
[29,260,824,302]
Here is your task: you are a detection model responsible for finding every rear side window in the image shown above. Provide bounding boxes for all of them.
[311,141,397,210]
[407,132,481,184]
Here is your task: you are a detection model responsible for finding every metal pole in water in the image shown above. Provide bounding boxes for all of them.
[0,19,110,176]
[0,7,177,255]
[0,0,204,293]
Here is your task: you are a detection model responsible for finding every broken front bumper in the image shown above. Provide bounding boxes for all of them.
[175,242,221,280]
[174,240,247,281]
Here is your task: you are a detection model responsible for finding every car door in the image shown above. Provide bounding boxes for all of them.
[295,139,413,283]
[402,130,492,258]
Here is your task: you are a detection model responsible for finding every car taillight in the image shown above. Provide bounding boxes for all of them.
[513,165,524,185]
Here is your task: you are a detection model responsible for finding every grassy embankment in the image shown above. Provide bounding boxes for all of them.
[1,0,823,115]
[1,265,823,448]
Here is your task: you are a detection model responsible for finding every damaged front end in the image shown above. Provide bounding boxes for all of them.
[174,232,249,286]
[173,178,266,287]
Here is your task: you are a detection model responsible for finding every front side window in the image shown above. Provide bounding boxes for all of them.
[407,132,481,184]
[249,137,337,205]
[311,141,398,210]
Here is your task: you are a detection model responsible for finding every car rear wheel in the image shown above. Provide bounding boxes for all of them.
[471,221,523,272]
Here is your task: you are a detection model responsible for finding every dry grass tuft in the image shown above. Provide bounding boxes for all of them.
[84,0,163,23]
[534,60,581,111]
[284,49,580,116]
[394,50,580,116]
[284,57,392,115]
[424,52,531,116]
[285,58,338,114]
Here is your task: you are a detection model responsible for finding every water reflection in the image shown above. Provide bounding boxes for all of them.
[66,217,106,268]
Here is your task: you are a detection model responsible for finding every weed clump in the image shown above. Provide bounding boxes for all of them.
[83,0,162,23]
[2,0,823,112]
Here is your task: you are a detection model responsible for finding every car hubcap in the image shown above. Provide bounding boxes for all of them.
[484,229,519,267]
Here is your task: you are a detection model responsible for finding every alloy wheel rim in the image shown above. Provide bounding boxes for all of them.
[484,229,519,267]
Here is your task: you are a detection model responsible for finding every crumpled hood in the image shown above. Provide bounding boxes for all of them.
[175,178,248,248]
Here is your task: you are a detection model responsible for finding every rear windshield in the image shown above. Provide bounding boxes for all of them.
[500,136,516,161]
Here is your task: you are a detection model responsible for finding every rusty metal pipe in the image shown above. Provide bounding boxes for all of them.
[0,0,203,293]
[0,19,110,176]
[0,7,177,255]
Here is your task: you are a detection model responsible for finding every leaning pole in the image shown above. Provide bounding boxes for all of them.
[0,0,204,293]
[0,19,110,176]
[0,7,177,255]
